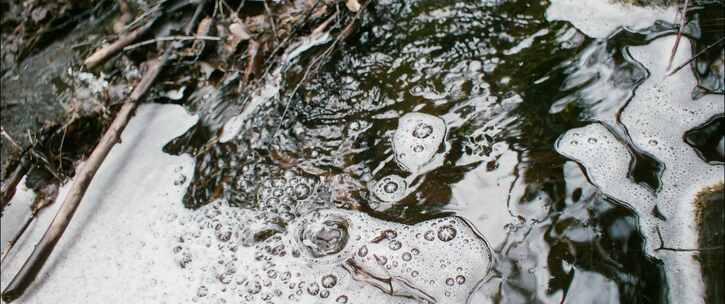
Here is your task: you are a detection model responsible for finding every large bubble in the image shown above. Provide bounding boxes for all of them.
[393,113,447,174]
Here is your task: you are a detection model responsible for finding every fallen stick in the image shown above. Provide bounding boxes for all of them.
[83,17,157,69]
[666,0,689,71]
[667,36,725,77]
[1,155,31,213]
[123,35,220,51]
[1,183,59,265]
[0,48,171,303]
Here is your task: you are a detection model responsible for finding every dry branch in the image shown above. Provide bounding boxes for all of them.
[0,48,171,304]
[83,18,157,69]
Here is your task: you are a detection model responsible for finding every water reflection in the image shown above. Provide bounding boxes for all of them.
[165,0,722,303]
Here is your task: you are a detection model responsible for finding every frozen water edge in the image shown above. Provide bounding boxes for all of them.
[1,104,199,304]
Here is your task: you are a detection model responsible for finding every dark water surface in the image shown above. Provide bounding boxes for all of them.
[162,1,724,303]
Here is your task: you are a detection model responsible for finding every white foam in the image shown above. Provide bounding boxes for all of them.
[556,36,724,303]
[392,112,447,174]
[1,104,198,304]
[546,0,676,39]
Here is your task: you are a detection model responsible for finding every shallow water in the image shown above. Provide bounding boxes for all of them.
[1,0,723,303]
[166,0,723,303]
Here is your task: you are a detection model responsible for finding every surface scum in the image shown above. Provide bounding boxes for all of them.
[1,0,723,303]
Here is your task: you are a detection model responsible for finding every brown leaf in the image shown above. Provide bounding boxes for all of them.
[345,0,361,12]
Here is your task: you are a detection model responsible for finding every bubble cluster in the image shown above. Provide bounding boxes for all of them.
[393,113,447,173]
[556,36,724,304]
[172,203,492,303]
[371,175,408,202]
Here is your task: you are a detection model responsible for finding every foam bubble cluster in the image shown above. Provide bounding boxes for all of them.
[393,113,447,174]
[371,175,408,202]
[172,202,492,303]
[556,36,724,304]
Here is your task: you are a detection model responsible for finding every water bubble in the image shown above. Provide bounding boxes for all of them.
[384,182,398,193]
[307,282,320,295]
[437,225,457,242]
[336,295,349,303]
[424,230,436,241]
[321,274,337,288]
[299,215,349,258]
[320,289,329,298]
[246,281,261,294]
[455,275,466,284]
[294,184,311,200]
[413,123,434,139]
[393,112,447,173]
[372,175,407,202]
[445,278,455,286]
[402,252,412,261]
[389,240,402,250]
[357,245,368,257]
[587,137,597,144]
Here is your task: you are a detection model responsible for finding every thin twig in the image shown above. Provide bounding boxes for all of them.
[273,0,370,138]
[84,16,159,69]
[667,36,725,77]
[1,126,22,151]
[123,35,221,51]
[666,0,689,71]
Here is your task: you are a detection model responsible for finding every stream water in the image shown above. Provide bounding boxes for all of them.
[1,0,723,303]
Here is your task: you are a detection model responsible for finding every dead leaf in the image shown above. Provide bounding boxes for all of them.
[229,22,251,41]
[345,0,361,12]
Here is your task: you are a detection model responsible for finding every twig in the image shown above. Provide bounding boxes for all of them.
[0,184,59,265]
[123,35,221,51]
[667,36,725,77]
[83,16,158,69]
[1,126,22,151]
[1,156,30,213]
[0,48,171,304]
[273,0,370,137]
[666,0,689,71]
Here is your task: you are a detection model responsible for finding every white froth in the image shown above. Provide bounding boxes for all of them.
[1,104,198,304]
[556,36,724,303]
[392,112,447,174]
[546,0,676,39]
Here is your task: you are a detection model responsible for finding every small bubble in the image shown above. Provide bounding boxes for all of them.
[307,282,320,295]
[294,184,311,200]
[587,137,597,144]
[570,140,579,146]
[413,145,425,153]
[446,278,455,286]
[413,123,434,139]
[424,230,435,241]
[649,139,658,146]
[389,240,402,250]
[402,252,412,261]
[411,248,420,255]
[197,286,208,297]
[320,289,329,298]
[384,182,398,193]
[358,245,369,257]
[321,274,337,288]
[336,295,349,303]
[411,271,419,277]
[437,225,457,242]
[456,275,466,284]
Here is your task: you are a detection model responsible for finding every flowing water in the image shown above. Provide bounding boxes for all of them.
[1,0,723,303]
